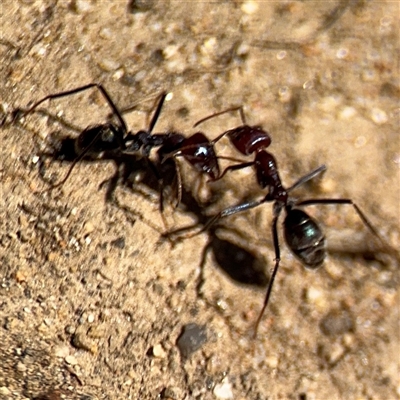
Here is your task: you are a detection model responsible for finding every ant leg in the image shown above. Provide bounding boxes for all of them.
[193,106,248,147]
[253,213,281,338]
[287,165,327,193]
[42,125,107,190]
[147,92,167,133]
[118,91,167,119]
[173,160,183,208]
[101,161,124,202]
[296,198,397,258]
[212,161,254,182]
[17,83,127,134]
[143,157,172,233]
[193,106,246,128]
[164,197,269,242]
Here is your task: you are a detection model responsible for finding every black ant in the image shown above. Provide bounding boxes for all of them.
[164,144,393,337]
[5,83,243,211]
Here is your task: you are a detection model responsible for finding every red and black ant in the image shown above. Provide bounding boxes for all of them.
[164,108,395,337]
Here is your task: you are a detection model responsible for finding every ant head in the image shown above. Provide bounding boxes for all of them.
[227,125,271,156]
[181,132,220,179]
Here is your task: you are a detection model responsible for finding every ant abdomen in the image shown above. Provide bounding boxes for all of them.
[284,208,325,268]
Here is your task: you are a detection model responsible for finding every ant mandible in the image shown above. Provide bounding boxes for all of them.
[164,120,391,338]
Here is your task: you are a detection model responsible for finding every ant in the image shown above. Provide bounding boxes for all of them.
[4,83,244,211]
[164,139,393,338]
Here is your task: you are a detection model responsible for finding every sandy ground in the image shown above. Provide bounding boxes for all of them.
[1,1,399,399]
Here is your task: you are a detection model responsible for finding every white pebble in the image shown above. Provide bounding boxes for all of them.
[276,50,287,60]
[0,387,11,396]
[336,48,349,59]
[338,106,356,120]
[16,362,27,372]
[371,108,388,125]
[87,314,95,323]
[241,1,259,15]
[213,378,234,400]
[98,58,121,72]
[65,355,78,365]
[152,343,166,358]
[54,345,70,358]
[73,0,92,13]
[163,44,180,59]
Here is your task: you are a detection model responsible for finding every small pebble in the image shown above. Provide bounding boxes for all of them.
[306,287,328,312]
[81,221,95,237]
[163,44,180,59]
[338,106,356,120]
[336,48,349,59]
[65,355,78,365]
[72,0,92,13]
[354,135,367,148]
[176,323,207,358]
[54,345,70,358]
[213,377,234,400]
[99,27,113,40]
[276,50,287,60]
[370,108,388,125]
[319,309,354,336]
[87,314,95,323]
[265,355,279,368]
[15,269,28,283]
[72,329,98,354]
[152,343,167,359]
[0,387,11,396]
[98,58,121,72]
[65,325,76,335]
[16,361,27,372]
[241,1,258,15]
[327,342,345,364]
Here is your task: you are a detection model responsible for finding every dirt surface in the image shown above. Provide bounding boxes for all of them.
[1,1,399,399]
